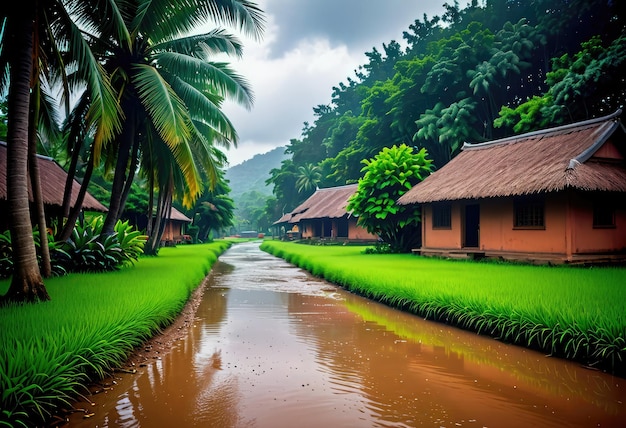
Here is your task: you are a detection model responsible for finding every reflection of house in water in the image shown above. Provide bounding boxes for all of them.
[0,141,108,231]
[272,184,377,242]
[398,110,626,264]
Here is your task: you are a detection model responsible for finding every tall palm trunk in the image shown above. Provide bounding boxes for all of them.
[144,173,173,255]
[59,136,82,221]
[3,3,49,303]
[59,97,91,233]
[57,148,96,241]
[102,108,136,236]
[29,84,51,277]
[118,136,141,218]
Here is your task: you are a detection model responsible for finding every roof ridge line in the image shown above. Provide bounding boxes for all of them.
[462,109,623,151]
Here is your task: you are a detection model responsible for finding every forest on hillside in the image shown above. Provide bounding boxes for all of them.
[260,0,625,226]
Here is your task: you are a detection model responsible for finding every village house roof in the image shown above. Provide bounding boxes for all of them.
[166,207,192,223]
[0,141,108,212]
[273,184,358,225]
[398,110,626,205]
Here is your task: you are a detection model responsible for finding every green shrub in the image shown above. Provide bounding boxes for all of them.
[114,219,147,264]
[56,216,147,273]
[0,217,147,278]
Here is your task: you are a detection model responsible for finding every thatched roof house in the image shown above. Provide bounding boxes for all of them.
[160,207,192,245]
[0,141,107,230]
[397,110,626,264]
[272,184,377,241]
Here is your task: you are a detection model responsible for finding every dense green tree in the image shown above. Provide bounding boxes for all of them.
[267,0,622,226]
[266,158,300,212]
[188,175,234,242]
[495,34,626,133]
[347,144,433,253]
[234,189,268,230]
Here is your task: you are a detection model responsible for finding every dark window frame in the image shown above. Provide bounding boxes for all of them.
[432,203,452,229]
[513,196,545,229]
[593,204,616,228]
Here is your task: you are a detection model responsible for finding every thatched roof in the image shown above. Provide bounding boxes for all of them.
[273,184,357,225]
[0,141,108,212]
[166,207,192,223]
[398,110,626,205]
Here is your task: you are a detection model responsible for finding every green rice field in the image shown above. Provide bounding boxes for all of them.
[0,241,231,427]
[260,240,626,376]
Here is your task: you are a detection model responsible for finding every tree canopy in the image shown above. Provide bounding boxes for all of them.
[266,0,624,223]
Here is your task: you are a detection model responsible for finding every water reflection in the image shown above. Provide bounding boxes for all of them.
[68,241,625,427]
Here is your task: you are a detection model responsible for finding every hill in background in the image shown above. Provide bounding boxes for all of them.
[225,146,287,201]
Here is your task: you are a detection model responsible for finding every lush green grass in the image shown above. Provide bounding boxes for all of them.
[260,240,626,375]
[0,241,231,427]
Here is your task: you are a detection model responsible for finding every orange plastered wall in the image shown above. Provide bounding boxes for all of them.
[569,192,626,253]
[422,204,462,249]
[348,219,378,240]
[479,197,567,253]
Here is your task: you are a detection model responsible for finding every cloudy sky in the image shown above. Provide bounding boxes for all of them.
[219,0,446,166]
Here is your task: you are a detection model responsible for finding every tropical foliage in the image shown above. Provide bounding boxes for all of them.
[0,0,265,301]
[0,218,147,278]
[185,170,236,242]
[265,0,624,222]
[347,144,433,253]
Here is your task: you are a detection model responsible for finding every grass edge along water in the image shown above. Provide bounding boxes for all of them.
[260,240,626,377]
[0,240,231,427]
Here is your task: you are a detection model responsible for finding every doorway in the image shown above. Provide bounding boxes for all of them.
[464,204,480,248]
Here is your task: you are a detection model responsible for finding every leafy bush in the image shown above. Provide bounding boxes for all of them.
[0,217,147,277]
[114,219,148,265]
[347,144,433,253]
[56,216,147,273]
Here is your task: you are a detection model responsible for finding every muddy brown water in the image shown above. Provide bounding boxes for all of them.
[67,241,625,427]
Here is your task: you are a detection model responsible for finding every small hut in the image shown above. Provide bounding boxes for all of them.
[273,184,377,242]
[0,141,107,231]
[160,207,192,245]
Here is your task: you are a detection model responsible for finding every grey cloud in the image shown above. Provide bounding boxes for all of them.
[264,0,445,56]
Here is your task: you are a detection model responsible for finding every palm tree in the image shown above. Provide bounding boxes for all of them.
[1,0,121,301]
[296,163,322,194]
[72,0,265,237]
[1,4,48,302]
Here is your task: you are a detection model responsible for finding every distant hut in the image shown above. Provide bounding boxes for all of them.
[273,184,378,242]
[397,110,626,264]
[160,207,192,245]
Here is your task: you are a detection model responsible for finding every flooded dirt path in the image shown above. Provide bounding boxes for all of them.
[69,241,625,427]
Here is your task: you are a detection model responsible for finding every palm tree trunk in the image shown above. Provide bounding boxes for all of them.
[60,97,91,230]
[146,171,155,238]
[60,136,81,220]
[144,186,171,255]
[102,110,135,236]
[57,148,96,241]
[118,136,140,216]
[3,4,49,303]
[28,86,51,277]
